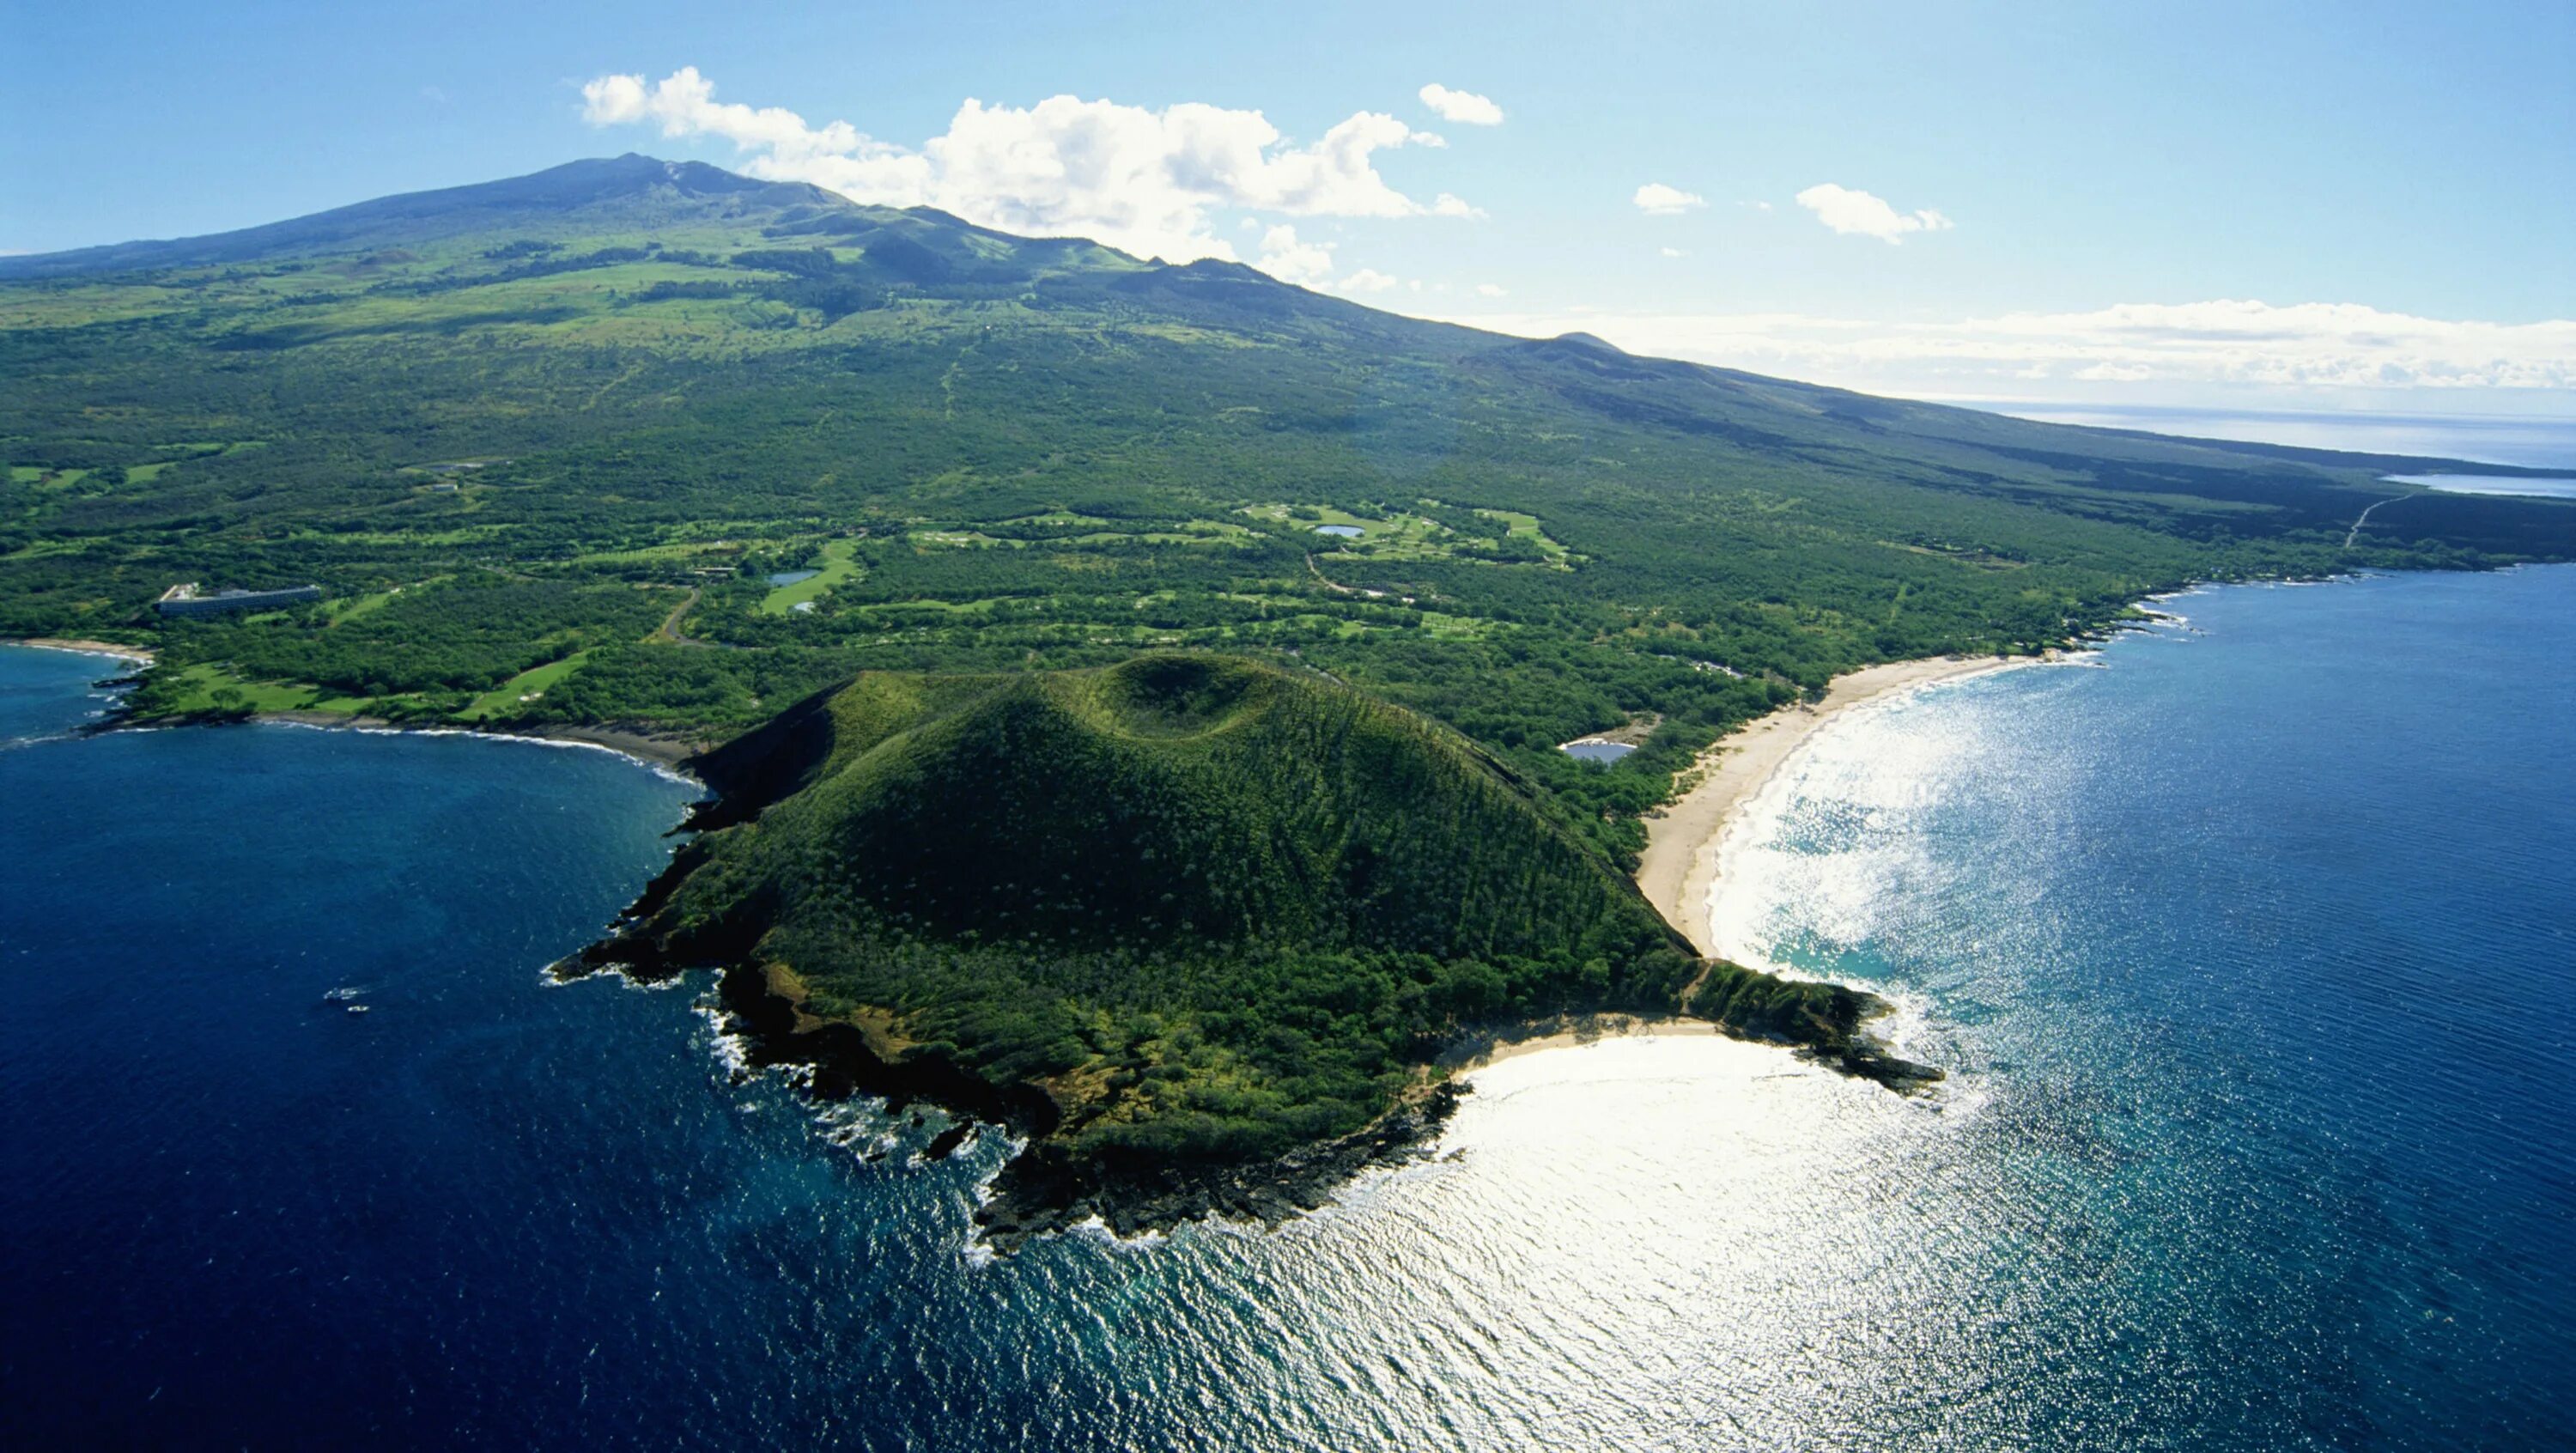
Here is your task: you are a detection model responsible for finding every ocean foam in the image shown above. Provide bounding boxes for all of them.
[257,718,701,786]
[1698,660,2063,1113]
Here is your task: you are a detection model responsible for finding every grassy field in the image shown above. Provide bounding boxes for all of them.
[463,649,594,718]
[150,663,374,716]
[756,538,864,615]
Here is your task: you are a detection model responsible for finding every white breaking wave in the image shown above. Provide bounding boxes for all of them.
[257,717,701,787]
[1707,678,1993,973]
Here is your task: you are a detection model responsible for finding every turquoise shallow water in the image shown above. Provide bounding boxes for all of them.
[3,567,2571,1449]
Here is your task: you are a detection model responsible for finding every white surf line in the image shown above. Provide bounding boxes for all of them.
[2345,495,2403,549]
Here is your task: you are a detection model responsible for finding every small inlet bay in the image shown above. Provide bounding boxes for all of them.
[4,564,2573,1448]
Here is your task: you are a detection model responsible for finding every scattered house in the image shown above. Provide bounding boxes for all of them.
[155,581,324,617]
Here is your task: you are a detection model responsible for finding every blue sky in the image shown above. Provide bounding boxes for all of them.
[6,0,2569,412]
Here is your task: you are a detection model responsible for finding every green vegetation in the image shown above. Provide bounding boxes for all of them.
[756,536,863,615]
[144,662,368,719]
[604,654,1863,1225]
[1476,508,1574,565]
[119,573,671,721]
[463,648,594,719]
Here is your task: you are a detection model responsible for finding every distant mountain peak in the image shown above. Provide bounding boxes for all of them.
[1167,258,1278,283]
[0,154,857,280]
[1552,331,1626,354]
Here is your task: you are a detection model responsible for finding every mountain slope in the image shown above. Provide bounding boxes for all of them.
[584,654,1893,1240]
[0,155,851,278]
[5,153,2573,876]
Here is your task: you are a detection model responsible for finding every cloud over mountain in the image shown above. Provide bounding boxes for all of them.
[581,67,1475,264]
[1253,223,1337,286]
[1431,298,2576,400]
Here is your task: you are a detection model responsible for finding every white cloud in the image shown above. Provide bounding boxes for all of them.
[1337,268,1401,292]
[1419,298,2576,400]
[2074,362,2157,382]
[1254,224,1337,286]
[1632,183,1705,216]
[580,67,1478,264]
[1476,283,1508,297]
[1660,246,1686,258]
[1418,83,1504,125]
[1794,183,1952,243]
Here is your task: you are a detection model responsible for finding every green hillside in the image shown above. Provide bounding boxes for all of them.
[9,155,2572,869]
[586,654,1887,1239]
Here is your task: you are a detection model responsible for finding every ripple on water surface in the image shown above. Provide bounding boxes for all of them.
[4,568,2573,1450]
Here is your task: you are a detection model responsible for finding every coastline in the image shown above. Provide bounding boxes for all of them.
[254,710,709,770]
[1634,654,2039,953]
[9,637,155,666]
[1449,1015,1723,1070]
[3,640,702,769]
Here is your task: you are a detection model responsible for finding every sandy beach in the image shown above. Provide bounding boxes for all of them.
[11,637,155,665]
[1633,655,2032,953]
[1451,1016,1726,1072]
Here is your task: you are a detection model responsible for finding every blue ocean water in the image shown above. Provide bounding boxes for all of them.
[1711,568,2576,1447]
[3,566,2572,1450]
[1983,404,2576,470]
[2385,472,2576,501]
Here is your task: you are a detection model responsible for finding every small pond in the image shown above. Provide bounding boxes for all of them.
[1560,740,1637,764]
[1312,524,1366,538]
[768,569,820,587]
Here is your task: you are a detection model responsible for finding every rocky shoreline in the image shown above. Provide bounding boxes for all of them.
[76,702,710,771]
[571,908,1931,1249]
[567,928,1464,1248]
[562,771,1476,1248]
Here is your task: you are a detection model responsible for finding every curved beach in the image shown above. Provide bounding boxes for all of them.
[1634,655,2028,952]
[10,637,155,665]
